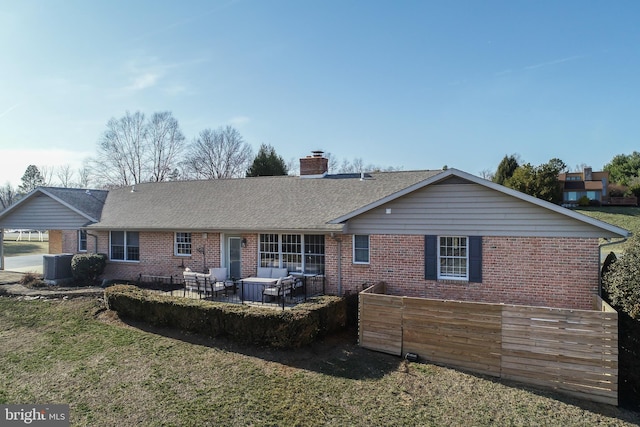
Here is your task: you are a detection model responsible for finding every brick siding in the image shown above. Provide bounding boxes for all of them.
[337,235,599,310]
[61,230,600,309]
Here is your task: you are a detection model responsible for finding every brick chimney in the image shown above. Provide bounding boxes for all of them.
[300,150,328,176]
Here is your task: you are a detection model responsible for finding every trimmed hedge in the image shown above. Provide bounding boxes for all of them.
[104,285,347,348]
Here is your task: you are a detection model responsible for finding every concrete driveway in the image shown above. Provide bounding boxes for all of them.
[2,254,46,273]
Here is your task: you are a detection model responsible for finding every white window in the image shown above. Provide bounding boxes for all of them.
[438,236,468,280]
[258,234,325,274]
[353,235,370,264]
[259,233,280,268]
[110,231,140,262]
[174,232,192,256]
[78,230,87,252]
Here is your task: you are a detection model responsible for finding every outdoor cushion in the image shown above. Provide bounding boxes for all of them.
[271,268,288,278]
[209,267,228,281]
[262,275,295,299]
[257,267,272,278]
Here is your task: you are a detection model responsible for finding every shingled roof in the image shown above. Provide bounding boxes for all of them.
[88,170,444,232]
[0,187,108,224]
[39,187,108,222]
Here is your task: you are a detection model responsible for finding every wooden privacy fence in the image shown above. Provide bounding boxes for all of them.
[359,283,618,406]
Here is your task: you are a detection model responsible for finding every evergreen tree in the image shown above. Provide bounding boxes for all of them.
[504,158,566,204]
[604,151,640,186]
[246,144,288,177]
[493,154,519,185]
[18,165,44,194]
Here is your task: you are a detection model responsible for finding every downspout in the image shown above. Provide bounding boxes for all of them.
[0,228,4,270]
[598,237,628,296]
[331,232,342,295]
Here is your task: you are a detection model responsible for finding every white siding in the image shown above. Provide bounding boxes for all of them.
[344,182,620,238]
[0,194,90,229]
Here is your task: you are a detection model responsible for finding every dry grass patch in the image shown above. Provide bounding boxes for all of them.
[0,296,638,426]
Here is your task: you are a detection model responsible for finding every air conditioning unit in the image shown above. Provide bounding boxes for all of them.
[43,254,74,280]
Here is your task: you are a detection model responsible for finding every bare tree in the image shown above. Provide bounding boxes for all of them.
[0,182,19,210]
[92,111,147,187]
[323,152,400,174]
[323,152,339,174]
[91,111,187,187]
[55,164,75,188]
[352,158,365,173]
[479,168,494,180]
[38,165,54,186]
[77,163,91,188]
[183,126,253,179]
[147,112,186,182]
[286,157,299,176]
[337,158,352,173]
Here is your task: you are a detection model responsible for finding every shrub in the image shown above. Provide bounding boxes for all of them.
[104,285,347,348]
[577,195,590,207]
[603,236,640,319]
[19,272,45,288]
[71,253,107,286]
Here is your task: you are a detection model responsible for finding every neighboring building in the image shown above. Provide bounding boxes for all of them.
[558,167,609,205]
[0,152,629,310]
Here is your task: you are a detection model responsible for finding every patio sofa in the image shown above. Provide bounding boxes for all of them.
[183,268,226,298]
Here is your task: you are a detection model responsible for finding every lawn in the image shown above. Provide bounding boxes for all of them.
[1,241,49,257]
[575,206,640,235]
[0,297,638,426]
[575,206,640,256]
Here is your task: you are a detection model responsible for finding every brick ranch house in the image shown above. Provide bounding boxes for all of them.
[0,152,629,310]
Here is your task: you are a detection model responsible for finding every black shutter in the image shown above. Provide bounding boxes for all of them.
[469,236,482,283]
[424,235,437,280]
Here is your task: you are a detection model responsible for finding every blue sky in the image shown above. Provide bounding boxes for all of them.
[1,0,639,187]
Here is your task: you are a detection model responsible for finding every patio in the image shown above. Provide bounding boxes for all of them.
[136,273,325,310]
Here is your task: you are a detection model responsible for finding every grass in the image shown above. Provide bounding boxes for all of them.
[2,241,49,257]
[0,297,638,426]
[575,206,640,256]
[575,206,640,235]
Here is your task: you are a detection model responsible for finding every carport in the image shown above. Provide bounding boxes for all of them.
[0,187,107,270]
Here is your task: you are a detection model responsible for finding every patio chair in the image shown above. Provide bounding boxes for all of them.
[262,275,294,303]
[183,269,211,299]
[209,267,235,295]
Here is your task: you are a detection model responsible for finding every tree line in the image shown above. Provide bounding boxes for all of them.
[483,151,640,205]
[9,108,636,210]
[0,110,401,210]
